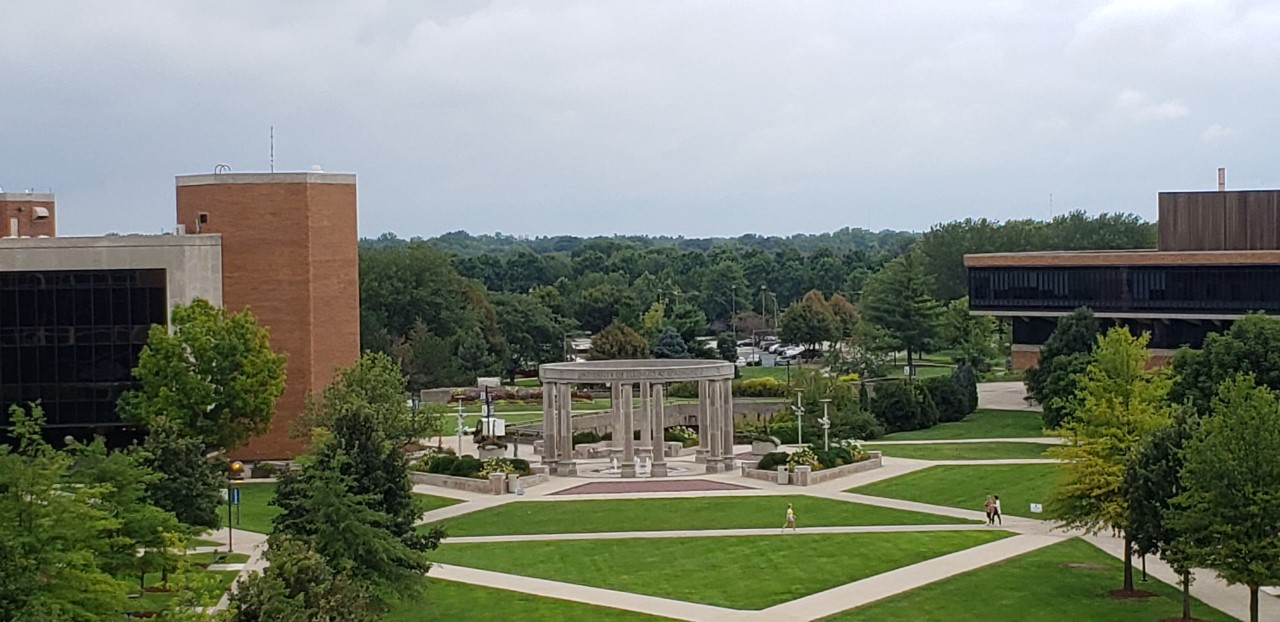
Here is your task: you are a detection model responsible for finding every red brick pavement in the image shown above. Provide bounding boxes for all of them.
[550,479,754,496]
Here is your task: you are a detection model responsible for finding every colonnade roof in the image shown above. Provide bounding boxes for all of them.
[538,359,734,383]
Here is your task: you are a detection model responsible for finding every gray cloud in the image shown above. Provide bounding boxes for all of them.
[2,0,1277,238]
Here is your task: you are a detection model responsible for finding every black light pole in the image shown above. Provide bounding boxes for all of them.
[1141,554,1148,582]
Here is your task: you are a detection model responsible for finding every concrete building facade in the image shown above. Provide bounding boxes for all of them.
[967,186,1280,369]
[0,235,222,445]
[1,192,56,238]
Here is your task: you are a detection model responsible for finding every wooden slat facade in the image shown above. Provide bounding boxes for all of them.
[1159,190,1280,251]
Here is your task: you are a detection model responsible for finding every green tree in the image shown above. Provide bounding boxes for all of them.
[638,301,667,343]
[1173,376,1280,622]
[491,292,572,381]
[140,416,224,530]
[589,320,649,360]
[118,298,286,452]
[667,302,709,343]
[939,297,997,371]
[227,536,377,622]
[455,325,500,379]
[1124,409,1199,621]
[651,326,690,359]
[1169,313,1280,415]
[0,405,130,620]
[1025,307,1100,428]
[1048,328,1171,593]
[394,320,461,390]
[827,292,860,339]
[299,351,438,447]
[778,289,838,350]
[860,250,941,377]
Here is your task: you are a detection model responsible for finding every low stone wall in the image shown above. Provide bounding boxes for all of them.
[738,452,882,486]
[411,468,550,495]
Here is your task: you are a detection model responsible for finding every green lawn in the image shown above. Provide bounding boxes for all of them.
[822,538,1235,622]
[882,409,1044,441]
[126,564,239,613]
[423,495,970,537]
[864,442,1051,461]
[740,364,819,382]
[386,579,670,621]
[849,464,1059,519]
[187,537,222,548]
[234,482,463,534]
[429,530,1011,609]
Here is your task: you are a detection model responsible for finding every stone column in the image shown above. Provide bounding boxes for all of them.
[639,380,652,449]
[541,382,558,472]
[721,378,735,469]
[695,379,710,464]
[611,382,624,451]
[651,383,668,477]
[621,383,636,477]
[558,383,575,475]
[704,378,723,473]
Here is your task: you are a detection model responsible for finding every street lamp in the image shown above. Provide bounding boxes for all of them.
[226,461,244,553]
[455,400,466,453]
[819,398,832,451]
[791,390,805,447]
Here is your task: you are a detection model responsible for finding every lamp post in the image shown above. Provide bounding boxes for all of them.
[819,398,832,451]
[226,461,243,553]
[455,401,466,453]
[791,390,805,447]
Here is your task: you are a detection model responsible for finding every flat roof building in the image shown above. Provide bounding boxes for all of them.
[0,172,359,458]
[966,180,1280,369]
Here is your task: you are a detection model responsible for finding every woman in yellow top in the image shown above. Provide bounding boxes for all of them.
[782,504,797,532]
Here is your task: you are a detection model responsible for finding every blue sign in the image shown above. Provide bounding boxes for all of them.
[229,487,241,506]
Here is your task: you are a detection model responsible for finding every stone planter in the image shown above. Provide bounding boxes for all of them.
[751,440,778,455]
[478,446,506,460]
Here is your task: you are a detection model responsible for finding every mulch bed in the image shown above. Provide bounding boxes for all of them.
[1108,588,1158,599]
[550,479,753,495]
[1158,618,1214,622]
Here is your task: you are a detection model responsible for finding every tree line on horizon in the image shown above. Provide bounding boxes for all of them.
[358,211,1154,389]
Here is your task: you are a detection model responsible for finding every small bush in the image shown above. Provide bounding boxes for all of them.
[952,362,979,415]
[829,409,886,441]
[837,372,861,383]
[666,381,698,399]
[421,453,458,474]
[871,380,931,433]
[755,451,790,471]
[735,377,789,398]
[449,455,484,478]
[665,426,699,448]
[922,375,968,423]
[786,447,822,471]
[251,462,279,479]
[810,446,855,469]
[572,430,602,445]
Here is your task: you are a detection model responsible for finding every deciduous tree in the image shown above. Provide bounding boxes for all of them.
[589,320,649,360]
[1048,328,1171,593]
[299,351,439,447]
[140,416,224,530]
[1168,313,1280,415]
[1173,376,1280,622]
[778,289,838,350]
[118,298,286,452]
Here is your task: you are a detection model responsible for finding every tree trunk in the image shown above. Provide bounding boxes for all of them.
[1122,535,1135,592]
[1250,585,1258,622]
[1181,572,1191,620]
[906,345,915,378]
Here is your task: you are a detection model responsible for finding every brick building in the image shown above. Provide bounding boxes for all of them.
[1,172,359,458]
[966,181,1280,370]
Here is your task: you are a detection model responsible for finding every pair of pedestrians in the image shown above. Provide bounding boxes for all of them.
[984,495,1002,525]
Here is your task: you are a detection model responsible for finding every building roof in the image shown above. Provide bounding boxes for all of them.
[964,248,1280,268]
[0,233,220,250]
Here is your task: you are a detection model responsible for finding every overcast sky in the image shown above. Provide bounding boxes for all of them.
[2,0,1278,238]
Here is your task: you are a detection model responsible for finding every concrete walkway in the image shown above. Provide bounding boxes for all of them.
[977,381,1038,411]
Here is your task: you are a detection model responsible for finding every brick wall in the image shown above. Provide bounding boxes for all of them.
[1011,345,1175,371]
[0,198,56,237]
[175,174,359,459]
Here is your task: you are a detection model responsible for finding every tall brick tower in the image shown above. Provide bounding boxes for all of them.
[1,191,56,237]
[175,172,360,459]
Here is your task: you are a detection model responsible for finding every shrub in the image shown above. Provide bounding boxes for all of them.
[251,462,279,479]
[572,430,602,445]
[952,362,979,415]
[917,384,940,429]
[837,439,869,461]
[478,458,515,478]
[506,458,531,474]
[786,447,822,471]
[837,372,861,383]
[735,377,789,398]
[449,455,484,478]
[665,426,699,448]
[871,381,931,433]
[810,446,855,469]
[922,376,968,423]
[421,453,458,474]
[755,451,790,471]
[666,381,698,399]
[829,409,886,441]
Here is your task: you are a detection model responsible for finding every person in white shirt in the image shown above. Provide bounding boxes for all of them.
[992,495,1002,525]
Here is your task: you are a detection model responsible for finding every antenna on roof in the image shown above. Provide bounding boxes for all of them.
[214,163,231,174]
[270,125,275,173]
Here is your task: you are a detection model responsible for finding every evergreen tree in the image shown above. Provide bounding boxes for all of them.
[454,326,499,379]
[118,298,286,452]
[1048,328,1171,593]
[141,416,223,530]
[1173,376,1280,622]
[652,327,691,359]
[1025,307,1100,428]
[860,250,941,377]
[227,536,377,622]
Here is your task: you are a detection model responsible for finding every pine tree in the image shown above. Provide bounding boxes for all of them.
[1025,307,1099,428]
[652,326,690,359]
[860,250,942,377]
[141,416,224,530]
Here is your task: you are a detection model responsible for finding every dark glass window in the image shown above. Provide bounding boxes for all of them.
[970,265,1280,314]
[0,269,166,432]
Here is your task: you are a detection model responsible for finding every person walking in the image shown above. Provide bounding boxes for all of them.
[782,503,797,533]
[984,495,995,526]
[992,495,1003,526]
